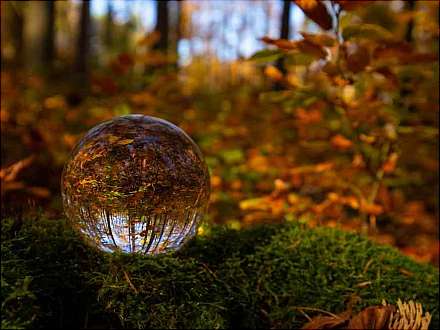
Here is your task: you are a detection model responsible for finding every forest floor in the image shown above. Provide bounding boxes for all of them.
[2,216,438,329]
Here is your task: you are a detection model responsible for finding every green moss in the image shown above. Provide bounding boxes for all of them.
[1,217,438,329]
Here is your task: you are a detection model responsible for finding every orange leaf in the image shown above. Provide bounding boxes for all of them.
[265,65,284,81]
[293,0,333,30]
[330,134,353,150]
[347,306,394,329]
[26,187,51,198]
[344,42,370,73]
[382,152,399,174]
[295,108,322,124]
[360,200,384,215]
[0,156,35,183]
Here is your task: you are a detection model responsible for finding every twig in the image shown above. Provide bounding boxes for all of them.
[123,270,139,294]
[290,306,339,318]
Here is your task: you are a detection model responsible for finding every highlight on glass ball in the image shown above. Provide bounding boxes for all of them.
[61,114,210,255]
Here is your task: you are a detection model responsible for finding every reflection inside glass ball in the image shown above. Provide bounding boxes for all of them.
[61,115,210,254]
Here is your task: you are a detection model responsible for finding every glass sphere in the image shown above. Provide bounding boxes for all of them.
[61,115,210,254]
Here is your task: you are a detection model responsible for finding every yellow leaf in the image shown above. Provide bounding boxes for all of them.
[107,135,119,143]
[265,65,283,81]
[239,197,271,211]
[117,139,134,145]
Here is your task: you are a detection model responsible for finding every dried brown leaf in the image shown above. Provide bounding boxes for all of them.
[373,41,437,64]
[343,41,370,73]
[26,186,51,198]
[301,32,336,47]
[261,37,327,59]
[0,156,35,183]
[348,305,395,329]
[302,314,349,329]
[294,0,333,30]
[333,0,364,11]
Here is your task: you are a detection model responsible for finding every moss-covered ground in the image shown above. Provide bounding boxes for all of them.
[1,217,438,329]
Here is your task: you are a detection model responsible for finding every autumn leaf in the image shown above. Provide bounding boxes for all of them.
[374,67,399,88]
[297,39,328,59]
[261,37,328,59]
[249,49,284,63]
[343,41,370,73]
[347,305,394,329]
[239,197,271,211]
[342,24,393,41]
[301,312,350,329]
[301,32,336,47]
[117,53,134,67]
[382,152,399,174]
[265,65,284,81]
[107,134,120,143]
[373,41,437,64]
[333,0,364,11]
[260,37,297,50]
[26,186,51,198]
[293,0,333,31]
[117,139,134,145]
[43,95,67,110]
[330,134,353,150]
[137,31,161,47]
[360,200,384,216]
[0,156,35,183]
[210,175,222,188]
[302,300,431,329]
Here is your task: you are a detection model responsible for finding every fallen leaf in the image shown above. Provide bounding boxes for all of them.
[0,156,35,182]
[360,200,384,215]
[302,314,349,329]
[347,305,394,329]
[331,134,353,150]
[382,152,399,174]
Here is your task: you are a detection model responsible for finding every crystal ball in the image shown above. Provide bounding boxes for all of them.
[61,115,210,254]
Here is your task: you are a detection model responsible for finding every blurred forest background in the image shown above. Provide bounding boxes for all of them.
[1,0,438,264]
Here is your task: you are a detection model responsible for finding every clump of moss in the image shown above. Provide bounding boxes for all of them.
[1,217,438,329]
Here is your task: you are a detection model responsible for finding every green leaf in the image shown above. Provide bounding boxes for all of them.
[220,149,244,165]
[249,49,283,63]
[114,103,131,116]
[342,24,393,41]
[285,52,316,66]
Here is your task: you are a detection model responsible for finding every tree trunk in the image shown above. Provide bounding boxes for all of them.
[274,0,291,89]
[43,1,56,67]
[279,0,291,41]
[404,0,415,43]
[104,2,114,49]
[75,0,90,75]
[171,0,182,69]
[154,0,169,52]
[10,2,25,68]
